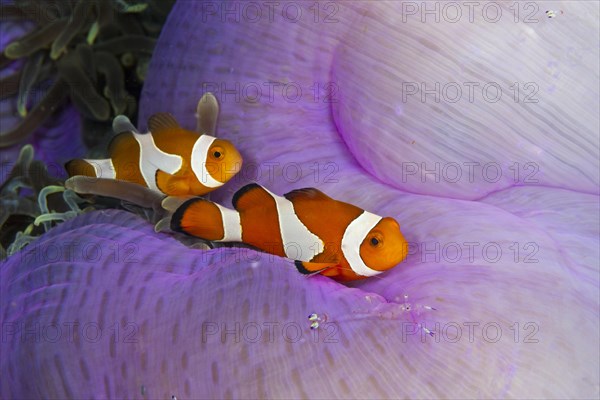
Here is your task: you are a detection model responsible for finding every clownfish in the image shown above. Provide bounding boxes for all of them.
[170,183,408,281]
[65,113,243,196]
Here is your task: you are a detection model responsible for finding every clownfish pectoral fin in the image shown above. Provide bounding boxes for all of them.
[155,170,189,196]
[147,113,181,135]
[232,183,271,211]
[294,261,335,276]
[112,115,139,134]
[284,187,332,202]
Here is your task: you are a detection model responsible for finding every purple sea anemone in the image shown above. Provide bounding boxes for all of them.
[2,1,599,398]
[0,0,175,172]
[0,17,84,181]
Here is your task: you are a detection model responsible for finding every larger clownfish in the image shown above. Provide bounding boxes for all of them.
[170,183,408,281]
[65,113,243,196]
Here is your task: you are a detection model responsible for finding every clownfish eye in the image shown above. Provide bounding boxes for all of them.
[211,146,225,160]
[369,236,382,247]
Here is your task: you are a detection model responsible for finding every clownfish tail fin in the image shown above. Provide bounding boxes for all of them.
[170,197,227,241]
[171,197,210,234]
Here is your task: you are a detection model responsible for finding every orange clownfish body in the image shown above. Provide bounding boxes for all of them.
[170,183,408,281]
[65,113,242,196]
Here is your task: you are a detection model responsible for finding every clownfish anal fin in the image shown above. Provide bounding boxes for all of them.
[284,187,331,202]
[148,112,181,135]
[232,183,269,211]
[294,260,333,276]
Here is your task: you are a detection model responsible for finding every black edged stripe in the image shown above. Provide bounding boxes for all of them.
[154,170,163,193]
[231,182,262,209]
[64,160,76,176]
[294,260,312,275]
[170,197,202,233]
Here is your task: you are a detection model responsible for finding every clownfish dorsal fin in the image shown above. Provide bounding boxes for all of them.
[284,187,331,202]
[196,92,219,135]
[112,115,139,134]
[232,183,271,212]
[147,112,181,135]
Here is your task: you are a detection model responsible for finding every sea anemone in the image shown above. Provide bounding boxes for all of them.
[0,0,174,158]
[0,144,90,259]
[0,0,174,256]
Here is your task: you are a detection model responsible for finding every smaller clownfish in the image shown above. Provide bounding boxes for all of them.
[170,183,408,281]
[65,113,243,196]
